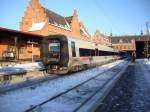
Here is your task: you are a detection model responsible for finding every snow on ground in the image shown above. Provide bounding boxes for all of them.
[0,60,127,112]
[141,58,150,70]
[0,62,44,75]
[144,59,150,65]
[38,70,119,112]
[138,59,150,86]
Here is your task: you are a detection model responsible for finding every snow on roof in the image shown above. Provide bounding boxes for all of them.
[29,22,46,31]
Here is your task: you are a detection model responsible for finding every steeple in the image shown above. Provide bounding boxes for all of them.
[30,0,39,3]
[140,25,143,35]
[110,32,112,37]
[73,9,78,17]
[110,29,112,37]
[141,29,143,35]
[30,0,39,6]
[95,30,100,36]
[70,9,80,36]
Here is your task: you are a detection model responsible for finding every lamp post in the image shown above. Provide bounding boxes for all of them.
[27,40,38,62]
[146,21,150,58]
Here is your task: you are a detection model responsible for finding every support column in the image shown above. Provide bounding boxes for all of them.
[27,40,38,62]
[14,37,18,61]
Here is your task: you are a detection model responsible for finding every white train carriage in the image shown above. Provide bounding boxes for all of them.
[41,35,119,74]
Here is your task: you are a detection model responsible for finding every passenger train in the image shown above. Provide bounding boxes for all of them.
[41,35,119,74]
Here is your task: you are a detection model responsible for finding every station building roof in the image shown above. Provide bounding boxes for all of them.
[0,27,43,41]
[110,35,148,44]
[44,8,71,29]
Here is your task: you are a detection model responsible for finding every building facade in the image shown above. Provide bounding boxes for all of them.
[19,0,90,41]
[1,0,149,61]
[92,30,111,46]
[19,0,111,44]
[0,0,91,61]
[110,34,150,58]
[1,0,112,61]
[0,27,42,61]
[110,36,136,52]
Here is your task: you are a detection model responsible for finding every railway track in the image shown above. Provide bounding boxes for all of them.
[0,60,120,93]
[24,61,128,112]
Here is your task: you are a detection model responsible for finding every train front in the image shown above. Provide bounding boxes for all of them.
[41,35,69,74]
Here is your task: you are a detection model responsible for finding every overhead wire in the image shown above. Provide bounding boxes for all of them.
[93,0,122,36]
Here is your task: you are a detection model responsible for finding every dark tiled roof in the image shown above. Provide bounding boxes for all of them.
[44,8,69,27]
[110,35,148,44]
[65,16,73,25]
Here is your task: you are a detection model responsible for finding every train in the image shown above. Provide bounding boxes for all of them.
[41,34,120,74]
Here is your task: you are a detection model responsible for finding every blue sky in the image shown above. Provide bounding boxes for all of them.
[0,0,150,36]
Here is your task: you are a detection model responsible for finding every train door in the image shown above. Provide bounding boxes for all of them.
[71,41,76,57]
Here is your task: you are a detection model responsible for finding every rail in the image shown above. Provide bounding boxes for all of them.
[24,61,127,112]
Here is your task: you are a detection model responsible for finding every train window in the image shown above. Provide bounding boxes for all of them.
[71,41,76,57]
[99,51,108,56]
[91,50,95,56]
[98,50,101,56]
[103,51,106,56]
[99,51,103,56]
[95,49,98,56]
[79,48,91,56]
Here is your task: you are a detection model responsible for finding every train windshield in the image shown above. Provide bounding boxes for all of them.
[48,42,60,52]
[48,40,60,61]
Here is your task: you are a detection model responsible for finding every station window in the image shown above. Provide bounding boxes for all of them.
[8,46,15,52]
[19,47,25,54]
[71,41,76,57]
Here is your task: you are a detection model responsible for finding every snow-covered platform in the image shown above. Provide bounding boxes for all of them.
[0,62,46,88]
[95,59,150,112]
[0,60,129,112]
[0,62,44,76]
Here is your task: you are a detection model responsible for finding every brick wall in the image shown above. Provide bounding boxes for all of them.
[19,0,90,41]
[93,30,111,46]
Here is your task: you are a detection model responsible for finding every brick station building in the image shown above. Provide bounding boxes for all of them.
[110,35,136,53]
[19,0,91,40]
[19,0,111,44]
[0,0,111,61]
[0,27,43,61]
[110,34,150,58]
[0,0,149,61]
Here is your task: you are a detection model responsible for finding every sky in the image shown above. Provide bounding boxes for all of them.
[0,0,150,36]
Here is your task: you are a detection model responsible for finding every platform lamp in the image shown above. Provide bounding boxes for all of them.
[146,21,150,58]
[27,40,38,62]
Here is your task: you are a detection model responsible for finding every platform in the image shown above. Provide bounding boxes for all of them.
[95,59,150,112]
